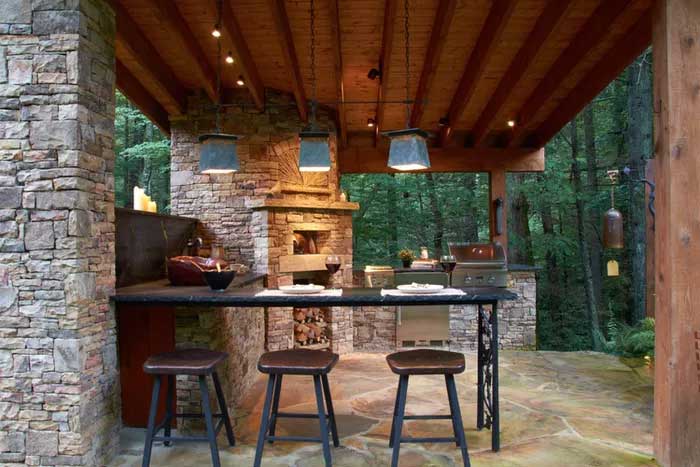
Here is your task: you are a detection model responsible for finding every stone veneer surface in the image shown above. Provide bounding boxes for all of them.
[0,1,118,465]
[353,271,538,352]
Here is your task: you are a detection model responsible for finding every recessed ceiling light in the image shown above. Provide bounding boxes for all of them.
[225,52,234,64]
[507,120,516,128]
[212,25,221,38]
[236,75,245,86]
[367,118,376,128]
[438,117,449,127]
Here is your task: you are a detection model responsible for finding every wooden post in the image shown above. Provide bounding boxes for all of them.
[489,169,507,250]
[653,1,700,465]
[645,160,656,318]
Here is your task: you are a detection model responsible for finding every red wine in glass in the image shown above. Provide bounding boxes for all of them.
[325,255,341,274]
[440,255,457,273]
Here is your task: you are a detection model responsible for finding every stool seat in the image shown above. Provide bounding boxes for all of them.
[143,348,227,375]
[258,349,339,375]
[386,349,465,375]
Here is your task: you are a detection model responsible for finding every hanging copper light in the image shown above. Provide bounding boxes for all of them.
[383,0,430,171]
[297,0,331,172]
[603,171,623,249]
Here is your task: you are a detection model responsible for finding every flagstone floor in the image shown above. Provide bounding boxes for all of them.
[110,351,656,467]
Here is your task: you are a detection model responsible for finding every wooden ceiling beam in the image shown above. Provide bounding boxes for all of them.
[507,0,634,147]
[116,60,170,134]
[220,0,265,110]
[471,0,572,147]
[409,0,457,129]
[269,0,308,122]
[531,10,652,147]
[329,0,347,147]
[339,145,544,174]
[153,0,217,104]
[374,0,398,144]
[114,1,187,114]
[438,0,517,147]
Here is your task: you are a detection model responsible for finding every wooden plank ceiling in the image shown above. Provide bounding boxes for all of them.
[114,0,652,161]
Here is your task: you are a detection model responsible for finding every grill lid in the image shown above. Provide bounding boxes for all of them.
[448,242,507,269]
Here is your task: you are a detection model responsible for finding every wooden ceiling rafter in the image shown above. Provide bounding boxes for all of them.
[530,10,652,147]
[329,0,347,148]
[374,0,398,145]
[507,0,635,148]
[152,0,217,104]
[220,0,265,110]
[114,0,187,115]
[269,0,308,122]
[470,0,572,147]
[409,0,457,129]
[116,59,170,134]
[339,146,544,174]
[438,0,518,147]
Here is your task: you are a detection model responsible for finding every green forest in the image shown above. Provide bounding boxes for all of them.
[114,52,654,357]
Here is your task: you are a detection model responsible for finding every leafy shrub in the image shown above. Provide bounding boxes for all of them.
[604,318,654,358]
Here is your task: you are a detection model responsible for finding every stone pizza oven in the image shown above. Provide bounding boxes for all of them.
[170,92,357,354]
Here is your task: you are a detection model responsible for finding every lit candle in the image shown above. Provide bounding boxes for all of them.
[216,263,222,273]
[133,187,144,210]
[148,201,157,213]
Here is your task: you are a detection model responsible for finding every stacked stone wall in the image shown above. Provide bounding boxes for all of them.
[0,1,118,465]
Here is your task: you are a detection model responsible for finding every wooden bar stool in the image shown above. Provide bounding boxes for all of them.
[253,349,340,467]
[386,349,471,467]
[141,349,235,467]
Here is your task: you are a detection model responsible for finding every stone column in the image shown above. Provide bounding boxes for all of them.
[0,1,118,465]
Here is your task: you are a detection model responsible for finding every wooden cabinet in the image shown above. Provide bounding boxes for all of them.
[117,304,175,427]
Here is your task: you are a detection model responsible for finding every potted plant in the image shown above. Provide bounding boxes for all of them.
[398,249,415,269]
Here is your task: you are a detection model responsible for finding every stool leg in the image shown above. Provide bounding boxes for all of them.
[212,371,235,447]
[199,375,221,467]
[142,375,161,467]
[446,374,471,467]
[445,375,460,447]
[321,374,339,448]
[388,378,401,448]
[313,375,332,467]
[267,373,283,444]
[164,375,174,447]
[253,375,276,467]
[390,375,409,467]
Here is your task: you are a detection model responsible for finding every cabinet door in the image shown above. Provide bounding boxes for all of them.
[117,304,175,427]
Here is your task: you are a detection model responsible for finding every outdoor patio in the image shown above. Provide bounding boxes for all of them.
[111,351,655,467]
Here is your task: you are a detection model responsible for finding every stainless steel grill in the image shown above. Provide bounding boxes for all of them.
[449,242,508,288]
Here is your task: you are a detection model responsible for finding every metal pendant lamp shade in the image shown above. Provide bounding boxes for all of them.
[384,128,430,171]
[602,208,624,249]
[298,130,331,172]
[199,134,240,174]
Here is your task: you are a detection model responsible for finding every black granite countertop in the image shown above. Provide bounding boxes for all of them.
[112,279,517,307]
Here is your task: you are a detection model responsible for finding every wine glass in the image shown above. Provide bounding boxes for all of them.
[440,255,457,286]
[325,255,341,288]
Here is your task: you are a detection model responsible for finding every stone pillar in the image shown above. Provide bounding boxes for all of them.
[0,1,118,465]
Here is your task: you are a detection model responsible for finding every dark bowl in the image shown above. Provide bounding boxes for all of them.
[202,270,236,291]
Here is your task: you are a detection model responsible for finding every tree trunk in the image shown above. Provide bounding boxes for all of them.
[425,173,444,255]
[626,52,652,324]
[463,174,479,242]
[583,105,603,309]
[387,174,399,260]
[509,173,533,264]
[570,118,603,351]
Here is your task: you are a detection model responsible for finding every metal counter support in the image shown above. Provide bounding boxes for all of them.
[477,302,499,452]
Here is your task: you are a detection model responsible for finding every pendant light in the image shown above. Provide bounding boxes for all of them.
[383,0,430,171]
[199,0,240,174]
[298,0,331,172]
[603,171,623,249]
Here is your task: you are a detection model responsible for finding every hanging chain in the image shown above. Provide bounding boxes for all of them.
[215,0,223,133]
[404,0,411,128]
[309,0,318,125]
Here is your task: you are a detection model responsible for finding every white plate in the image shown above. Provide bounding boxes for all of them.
[396,284,444,294]
[278,284,326,295]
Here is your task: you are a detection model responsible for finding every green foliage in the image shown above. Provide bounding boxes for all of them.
[397,249,415,261]
[114,91,171,212]
[604,318,655,358]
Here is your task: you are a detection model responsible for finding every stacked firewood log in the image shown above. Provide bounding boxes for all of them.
[293,308,329,346]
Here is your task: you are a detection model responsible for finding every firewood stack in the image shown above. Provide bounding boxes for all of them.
[293,308,329,348]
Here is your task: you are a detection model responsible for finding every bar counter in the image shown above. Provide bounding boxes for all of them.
[111,275,517,307]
